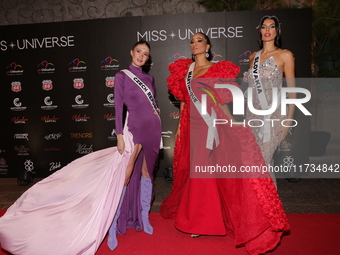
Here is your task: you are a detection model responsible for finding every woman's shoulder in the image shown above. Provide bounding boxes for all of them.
[277,49,294,60]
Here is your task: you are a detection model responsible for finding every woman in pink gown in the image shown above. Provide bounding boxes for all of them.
[0,40,162,255]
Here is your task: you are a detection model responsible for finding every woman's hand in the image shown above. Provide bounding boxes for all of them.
[154,108,160,115]
[275,124,291,143]
[117,134,125,154]
[175,127,180,141]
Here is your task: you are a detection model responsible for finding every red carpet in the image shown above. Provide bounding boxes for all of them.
[1,210,339,255]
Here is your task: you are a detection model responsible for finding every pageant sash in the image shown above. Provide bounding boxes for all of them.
[185,63,219,150]
[252,51,281,143]
[122,69,163,149]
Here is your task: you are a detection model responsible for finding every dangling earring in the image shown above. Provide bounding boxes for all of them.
[206,49,209,58]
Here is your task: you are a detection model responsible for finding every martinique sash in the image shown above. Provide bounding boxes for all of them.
[185,63,219,150]
[252,50,281,143]
[122,69,163,149]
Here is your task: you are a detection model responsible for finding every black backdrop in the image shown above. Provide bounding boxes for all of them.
[0,9,312,178]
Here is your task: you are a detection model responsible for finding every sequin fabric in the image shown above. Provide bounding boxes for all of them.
[245,56,284,175]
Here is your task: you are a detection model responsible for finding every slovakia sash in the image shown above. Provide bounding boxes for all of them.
[252,51,281,143]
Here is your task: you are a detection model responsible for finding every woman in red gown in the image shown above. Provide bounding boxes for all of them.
[160,32,289,255]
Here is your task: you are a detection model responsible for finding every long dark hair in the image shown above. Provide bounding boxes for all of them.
[257,15,281,49]
[192,33,213,62]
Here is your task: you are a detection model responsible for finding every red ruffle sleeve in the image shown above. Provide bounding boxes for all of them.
[167,58,193,102]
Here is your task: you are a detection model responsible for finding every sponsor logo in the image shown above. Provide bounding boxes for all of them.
[108,129,117,141]
[6,62,23,75]
[170,111,179,119]
[73,78,84,89]
[41,96,58,110]
[24,159,34,172]
[137,27,244,42]
[70,133,93,139]
[168,53,188,62]
[72,114,90,122]
[42,80,53,90]
[41,115,59,123]
[162,146,172,150]
[162,130,173,138]
[106,76,115,87]
[15,145,30,156]
[0,157,7,166]
[49,161,61,171]
[0,157,8,175]
[10,98,27,111]
[76,143,93,154]
[72,95,89,109]
[37,60,55,73]
[44,147,61,151]
[238,50,252,65]
[68,58,87,72]
[11,116,28,124]
[103,93,114,107]
[11,81,22,92]
[44,132,62,140]
[211,52,223,63]
[103,113,115,121]
[100,57,119,70]
[14,133,29,140]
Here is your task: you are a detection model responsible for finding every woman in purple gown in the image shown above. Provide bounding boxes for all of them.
[108,39,162,250]
[0,40,162,255]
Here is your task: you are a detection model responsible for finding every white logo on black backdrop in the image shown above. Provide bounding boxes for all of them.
[24,159,34,172]
[41,96,58,110]
[72,95,89,109]
[104,93,114,107]
[45,132,62,140]
[11,98,27,111]
[162,130,173,138]
[49,162,61,171]
[15,145,29,156]
[76,144,93,154]
[14,133,29,140]
[108,129,117,141]
[137,27,243,42]
[1,36,75,51]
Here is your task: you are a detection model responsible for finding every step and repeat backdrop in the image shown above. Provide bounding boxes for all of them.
[0,9,312,178]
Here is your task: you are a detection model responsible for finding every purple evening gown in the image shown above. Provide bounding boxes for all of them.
[113,64,162,236]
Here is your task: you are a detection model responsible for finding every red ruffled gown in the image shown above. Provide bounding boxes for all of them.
[160,59,289,255]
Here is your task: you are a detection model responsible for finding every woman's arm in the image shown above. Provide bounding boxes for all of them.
[175,102,184,140]
[114,72,125,154]
[276,50,296,142]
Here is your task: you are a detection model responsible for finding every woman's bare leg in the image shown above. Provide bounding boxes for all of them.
[124,144,142,186]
